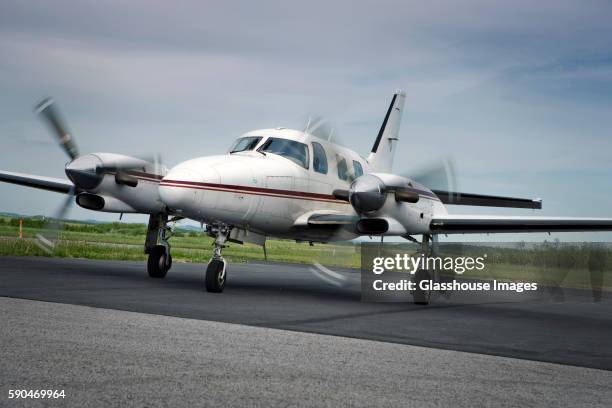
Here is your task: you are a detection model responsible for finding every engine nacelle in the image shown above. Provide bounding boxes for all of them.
[356,217,408,235]
[76,193,137,213]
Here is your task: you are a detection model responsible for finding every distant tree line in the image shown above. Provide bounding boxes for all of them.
[0,216,203,238]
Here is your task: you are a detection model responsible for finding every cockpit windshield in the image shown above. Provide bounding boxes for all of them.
[258,137,309,169]
[229,136,262,153]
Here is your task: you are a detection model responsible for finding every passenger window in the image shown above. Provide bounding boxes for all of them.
[337,156,349,181]
[353,161,363,178]
[259,137,310,169]
[312,142,328,174]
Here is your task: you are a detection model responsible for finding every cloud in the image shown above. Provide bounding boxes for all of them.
[1,0,612,239]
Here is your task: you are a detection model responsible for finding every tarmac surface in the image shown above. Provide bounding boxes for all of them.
[2,297,611,408]
[0,256,611,370]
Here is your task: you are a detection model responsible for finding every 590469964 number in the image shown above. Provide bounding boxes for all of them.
[8,389,65,399]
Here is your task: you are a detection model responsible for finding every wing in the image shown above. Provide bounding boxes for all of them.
[0,170,73,194]
[432,190,542,209]
[430,215,612,234]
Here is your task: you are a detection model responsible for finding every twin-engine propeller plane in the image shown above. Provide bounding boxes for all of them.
[3,90,612,299]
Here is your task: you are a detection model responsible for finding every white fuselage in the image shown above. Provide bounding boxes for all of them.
[157,128,446,241]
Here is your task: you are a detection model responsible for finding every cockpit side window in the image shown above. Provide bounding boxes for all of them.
[312,142,328,174]
[229,136,263,153]
[258,137,309,169]
[337,156,349,181]
[353,160,363,178]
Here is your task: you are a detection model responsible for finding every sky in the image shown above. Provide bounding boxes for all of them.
[1,0,612,241]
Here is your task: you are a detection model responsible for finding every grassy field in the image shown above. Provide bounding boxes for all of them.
[0,216,610,290]
[0,219,360,267]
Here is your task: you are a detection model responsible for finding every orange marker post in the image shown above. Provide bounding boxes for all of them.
[19,218,23,239]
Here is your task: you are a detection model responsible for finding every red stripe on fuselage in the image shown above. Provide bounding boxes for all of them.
[128,172,440,203]
[160,179,349,204]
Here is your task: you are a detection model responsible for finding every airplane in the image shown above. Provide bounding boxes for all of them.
[3,90,612,303]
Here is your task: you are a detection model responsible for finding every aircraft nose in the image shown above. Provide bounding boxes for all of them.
[159,166,204,212]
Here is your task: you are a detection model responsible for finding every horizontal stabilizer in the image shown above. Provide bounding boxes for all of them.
[432,190,542,209]
[0,170,73,194]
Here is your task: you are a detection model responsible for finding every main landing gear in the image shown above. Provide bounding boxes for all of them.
[412,233,439,305]
[145,214,173,278]
[205,224,229,293]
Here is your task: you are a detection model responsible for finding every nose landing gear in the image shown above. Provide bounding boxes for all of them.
[205,224,229,293]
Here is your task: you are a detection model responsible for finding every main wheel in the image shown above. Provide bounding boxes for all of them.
[412,269,431,305]
[205,259,226,293]
[147,246,169,278]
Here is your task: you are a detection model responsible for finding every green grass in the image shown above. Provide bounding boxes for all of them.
[1,218,610,290]
[0,224,360,267]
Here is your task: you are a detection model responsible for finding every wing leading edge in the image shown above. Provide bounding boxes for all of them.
[0,170,73,194]
[430,215,612,234]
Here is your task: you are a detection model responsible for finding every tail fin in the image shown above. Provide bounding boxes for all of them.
[367,90,406,173]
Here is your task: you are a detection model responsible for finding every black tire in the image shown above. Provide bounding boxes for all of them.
[412,269,431,305]
[147,246,168,278]
[167,254,173,271]
[205,259,226,293]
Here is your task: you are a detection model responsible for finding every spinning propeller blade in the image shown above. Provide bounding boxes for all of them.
[35,187,76,253]
[35,98,79,160]
[406,158,458,198]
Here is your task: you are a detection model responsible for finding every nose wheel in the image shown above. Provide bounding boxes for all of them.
[204,224,230,293]
[205,259,227,292]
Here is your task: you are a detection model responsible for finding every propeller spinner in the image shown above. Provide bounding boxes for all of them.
[333,174,420,214]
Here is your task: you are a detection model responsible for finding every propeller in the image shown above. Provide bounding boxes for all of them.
[36,97,161,186]
[332,158,458,214]
[300,114,460,285]
[35,187,76,253]
[35,98,79,160]
[300,115,366,274]
[32,98,165,252]
[408,158,457,201]
[314,158,458,287]
[303,115,361,184]
[305,115,335,142]
[32,98,81,252]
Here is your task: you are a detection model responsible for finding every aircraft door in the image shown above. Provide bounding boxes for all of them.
[259,176,294,221]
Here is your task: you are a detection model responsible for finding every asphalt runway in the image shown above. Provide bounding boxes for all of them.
[4,297,612,408]
[1,256,611,371]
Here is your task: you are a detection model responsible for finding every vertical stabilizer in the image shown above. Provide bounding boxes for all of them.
[367,90,406,173]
